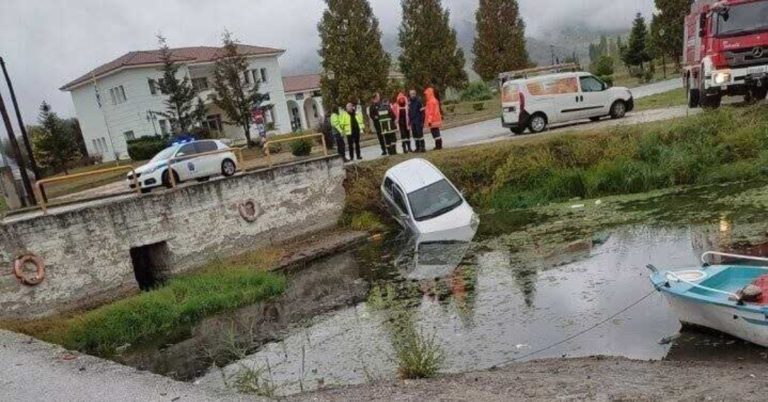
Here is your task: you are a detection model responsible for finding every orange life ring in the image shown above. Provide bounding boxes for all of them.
[13,254,45,286]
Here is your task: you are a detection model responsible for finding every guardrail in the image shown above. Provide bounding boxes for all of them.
[34,165,141,215]
[263,133,327,168]
[166,147,245,188]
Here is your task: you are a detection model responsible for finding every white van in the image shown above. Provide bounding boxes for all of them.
[500,71,634,134]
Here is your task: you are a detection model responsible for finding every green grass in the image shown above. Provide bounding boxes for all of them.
[343,104,768,223]
[4,262,285,356]
[634,88,687,111]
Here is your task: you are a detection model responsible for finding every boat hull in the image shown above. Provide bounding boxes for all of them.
[662,292,768,347]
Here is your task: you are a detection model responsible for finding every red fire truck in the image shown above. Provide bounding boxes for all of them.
[684,0,768,108]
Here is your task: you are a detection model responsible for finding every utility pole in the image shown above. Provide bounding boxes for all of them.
[0,90,35,206]
[0,57,41,181]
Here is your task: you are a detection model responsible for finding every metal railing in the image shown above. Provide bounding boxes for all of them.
[701,251,768,265]
[263,133,327,168]
[166,147,244,188]
[34,165,141,214]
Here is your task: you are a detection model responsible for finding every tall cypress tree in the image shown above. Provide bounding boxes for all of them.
[318,0,390,110]
[655,0,691,67]
[155,35,206,136]
[399,0,468,96]
[622,13,652,74]
[472,0,529,82]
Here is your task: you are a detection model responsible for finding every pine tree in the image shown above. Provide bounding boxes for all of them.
[472,0,529,82]
[622,13,652,75]
[655,0,690,68]
[32,102,81,174]
[598,35,609,57]
[318,0,390,110]
[399,0,468,95]
[155,35,206,135]
[212,31,264,147]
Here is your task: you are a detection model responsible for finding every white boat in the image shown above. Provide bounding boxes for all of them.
[649,251,768,347]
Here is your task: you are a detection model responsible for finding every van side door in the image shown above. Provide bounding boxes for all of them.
[527,76,580,124]
[577,75,611,118]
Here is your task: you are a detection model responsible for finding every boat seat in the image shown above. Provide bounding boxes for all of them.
[747,275,768,305]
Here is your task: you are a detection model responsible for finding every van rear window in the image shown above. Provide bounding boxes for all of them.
[501,83,520,103]
[527,77,579,95]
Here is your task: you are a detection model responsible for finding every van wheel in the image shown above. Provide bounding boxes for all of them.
[528,113,548,133]
[162,170,180,189]
[222,159,237,177]
[609,101,627,119]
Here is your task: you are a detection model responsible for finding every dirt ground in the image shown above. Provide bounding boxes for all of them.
[290,356,767,401]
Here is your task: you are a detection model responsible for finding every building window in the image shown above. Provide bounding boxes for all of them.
[295,93,305,101]
[312,103,319,118]
[262,93,271,102]
[109,85,127,105]
[92,139,99,154]
[192,77,209,92]
[260,68,268,83]
[148,79,158,95]
[203,115,222,133]
[123,131,135,141]
[159,119,170,136]
[243,71,251,85]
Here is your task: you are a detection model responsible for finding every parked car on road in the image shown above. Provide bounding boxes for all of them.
[500,69,634,134]
[127,139,238,193]
[381,158,478,235]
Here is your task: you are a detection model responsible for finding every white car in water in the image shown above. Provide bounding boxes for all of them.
[381,158,478,235]
[127,139,238,193]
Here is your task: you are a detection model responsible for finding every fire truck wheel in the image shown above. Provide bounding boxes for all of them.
[687,88,700,108]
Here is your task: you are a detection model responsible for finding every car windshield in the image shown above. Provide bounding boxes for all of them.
[149,145,177,164]
[407,179,463,222]
[716,2,768,37]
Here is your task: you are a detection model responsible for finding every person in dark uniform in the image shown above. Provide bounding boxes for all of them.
[393,92,412,153]
[368,93,388,156]
[408,89,425,153]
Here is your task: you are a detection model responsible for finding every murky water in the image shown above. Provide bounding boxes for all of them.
[193,222,767,396]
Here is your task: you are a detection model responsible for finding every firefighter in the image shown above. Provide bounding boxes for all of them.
[329,106,348,162]
[368,93,388,156]
[379,99,398,155]
[408,89,426,153]
[424,87,443,150]
[339,102,364,161]
[393,92,413,153]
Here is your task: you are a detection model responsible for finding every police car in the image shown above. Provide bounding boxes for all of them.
[127,139,238,193]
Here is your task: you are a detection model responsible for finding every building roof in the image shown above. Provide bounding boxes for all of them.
[282,74,321,93]
[61,44,285,91]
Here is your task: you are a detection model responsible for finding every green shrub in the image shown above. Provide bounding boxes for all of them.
[446,105,456,113]
[290,138,313,156]
[460,82,493,102]
[126,136,168,161]
[472,102,486,111]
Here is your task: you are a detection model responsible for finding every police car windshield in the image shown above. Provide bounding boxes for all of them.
[150,145,178,163]
[408,179,463,221]
[716,3,768,37]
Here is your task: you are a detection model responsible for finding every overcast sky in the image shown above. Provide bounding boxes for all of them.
[0,0,653,137]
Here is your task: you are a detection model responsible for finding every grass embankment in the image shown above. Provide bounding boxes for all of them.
[2,253,286,356]
[634,88,686,111]
[343,104,768,228]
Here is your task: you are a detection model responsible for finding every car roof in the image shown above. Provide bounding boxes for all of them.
[505,71,591,85]
[386,158,445,193]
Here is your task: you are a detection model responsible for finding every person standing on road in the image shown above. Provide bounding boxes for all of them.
[368,93,388,156]
[329,106,348,162]
[424,87,443,150]
[340,102,364,161]
[408,89,425,153]
[393,92,412,153]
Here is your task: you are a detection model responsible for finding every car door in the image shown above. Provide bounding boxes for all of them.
[392,184,413,230]
[172,143,199,181]
[194,140,219,176]
[577,75,611,118]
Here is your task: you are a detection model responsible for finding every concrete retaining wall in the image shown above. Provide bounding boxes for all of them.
[0,156,346,320]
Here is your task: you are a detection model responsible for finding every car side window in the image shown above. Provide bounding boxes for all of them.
[580,76,605,93]
[393,186,408,214]
[384,177,395,196]
[176,143,197,158]
[195,141,217,154]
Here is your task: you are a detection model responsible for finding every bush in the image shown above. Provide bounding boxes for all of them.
[591,55,615,77]
[472,102,486,112]
[598,75,614,87]
[290,138,313,157]
[459,82,493,102]
[446,105,456,114]
[126,136,168,161]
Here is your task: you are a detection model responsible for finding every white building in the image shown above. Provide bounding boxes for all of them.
[60,45,308,161]
[282,74,324,132]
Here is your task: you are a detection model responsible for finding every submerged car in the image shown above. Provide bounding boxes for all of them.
[127,139,238,192]
[381,158,478,234]
[398,224,478,281]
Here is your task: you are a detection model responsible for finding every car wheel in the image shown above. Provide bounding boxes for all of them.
[221,159,237,177]
[140,188,152,194]
[609,101,627,119]
[528,113,548,133]
[510,126,525,135]
[161,170,179,189]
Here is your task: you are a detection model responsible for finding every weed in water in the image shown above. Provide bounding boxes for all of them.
[230,361,278,397]
[393,329,444,379]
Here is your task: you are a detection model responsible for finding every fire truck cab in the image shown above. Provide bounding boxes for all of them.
[684,0,768,108]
